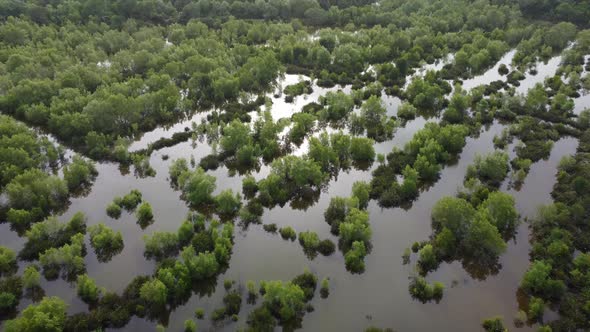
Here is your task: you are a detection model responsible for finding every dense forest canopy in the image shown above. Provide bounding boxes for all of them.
[0,0,589,331]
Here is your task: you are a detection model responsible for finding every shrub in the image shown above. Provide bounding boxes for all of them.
[263,223,278,233]
[417,244,437,273]
[344,241,366,273]
[320,278,329,298]
[136,202,154,228]
[0,246,17,277]
[528,297,544,321]
[195,308,204,319]
[4,297,67,331]
[299,231,320,251]
[88,223,124,262]
[482,316,505,332]
[106,203,122,219]
[350,137,375,162]
[223,290,242,316]
[242,175,258,198]
[77,274,101,303]
[22,265,41,289]
[184,319,197,332]
[224,279,234,291]
[317,239,336,256]
[143,232,179,261]
[211,307,226,321]
[120,190,142,210]
[215,190,241,218]
[279,227,297,241]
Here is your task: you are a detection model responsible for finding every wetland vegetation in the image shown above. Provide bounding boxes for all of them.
[0,0,590,331]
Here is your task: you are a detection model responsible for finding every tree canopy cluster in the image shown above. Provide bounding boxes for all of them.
[324,181,372,273]
[371,123,470,207]
[247,270,317,330]
[515,129,590,330]
[0,116,96,230]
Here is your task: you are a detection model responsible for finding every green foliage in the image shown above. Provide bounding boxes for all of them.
[424,191,517,278]
[463,211,506,263]
[77,274,101,303]
[106,202,122,219]
[180,246,220,280]
[284,80,312,98]
[480,192,519,237]
[351,181,371,209]
[545,22,577,50]
[257,155,327,207]
[299,231,320,251]
[263,280,306,323]
[432,282,444,299]
[0,246,17,277]
[215,190,242,218]
[408,277,443,302]
[482,316,506,332]
[88,223,124,262]
[5,169,68,227]
[521,260,565,300]
[292,270,318,301]
[528,297,544,322]
[242,175,258,199]
[397,102,417,120]
[119,189,143,210]
[320,278,330,298]
[0,115,60,189]
[320,91,354,122]
[195,308,205,319]
[465,151,510,188]
[263,223,278,233]
[317,239,336,256]
[0,292,17,313]
[143,231,179,261]
[0,1,588,330]
[350,137,376,163]
[22,265,40,289]
[211,307,226,321]
[4,297,67,332]
[418,244,438,273]
[431,196,476,240]
[169,158,189,185]
[39,233,86,280]
[339,208,371,250]
[21,212,87,260]
[344,241,367,273]
[221,119,252,155]
[224,279,234,291]
[177,167,216,208]
[359,95,396,141]
[184,319,197,332]
[372,123,470,207]
[177,219,196,246]
[279,226,297,241]
[289,112,316,146]
[324,196,358,234]
[247,306,276,331]
[405,74,449,112]
[136,202,154,228]
[223,290,242,316]
[63,156,97,191]
[140,279,168,307]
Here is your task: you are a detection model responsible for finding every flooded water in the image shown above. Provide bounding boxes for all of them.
[0,49,581,331]
[462,50,517,91]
